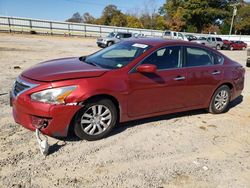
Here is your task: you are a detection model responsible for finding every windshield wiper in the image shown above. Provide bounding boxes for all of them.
[85,61,98,67]
[79,56,99,67]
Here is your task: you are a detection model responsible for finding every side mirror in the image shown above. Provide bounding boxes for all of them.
[136,64,157,73]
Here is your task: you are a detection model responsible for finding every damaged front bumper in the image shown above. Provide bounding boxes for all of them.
[11,90,81,137]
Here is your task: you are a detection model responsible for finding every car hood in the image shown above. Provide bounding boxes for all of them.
[22,57,108,82]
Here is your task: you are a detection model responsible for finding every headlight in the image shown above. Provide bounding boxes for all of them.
[31,86,77,104]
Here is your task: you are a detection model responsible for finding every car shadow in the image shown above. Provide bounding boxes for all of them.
[109,95,244,138]
[109,109,206,137]
[228,95,243,110]
[61,95,243,142]
[48,141,67,155]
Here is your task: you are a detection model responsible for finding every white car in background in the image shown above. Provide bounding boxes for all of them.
[163,30,188,41]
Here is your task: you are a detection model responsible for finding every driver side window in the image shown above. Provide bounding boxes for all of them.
[141,46,181,70]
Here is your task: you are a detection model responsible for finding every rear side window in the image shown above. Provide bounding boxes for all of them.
[214,53,224,65]
[185,47,214,67]
[216,37,222,41]
[124,33,132,38]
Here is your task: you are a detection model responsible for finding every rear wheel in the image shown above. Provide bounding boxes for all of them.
[74,99,117,141]
[242,47,246,50]
[209,85,231,114]
[216,44,221,50]
[230,45,234,51]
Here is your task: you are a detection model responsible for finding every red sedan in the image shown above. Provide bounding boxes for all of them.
[11,39,245,140]
[229,41,247,51]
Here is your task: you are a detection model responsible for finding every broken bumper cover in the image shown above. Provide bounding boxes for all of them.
[11,92,81,137]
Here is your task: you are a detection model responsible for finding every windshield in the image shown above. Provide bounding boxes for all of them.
[198,37,206,40]
[107,32,116,38]
[84,42,151,69]
[164,31,171,36]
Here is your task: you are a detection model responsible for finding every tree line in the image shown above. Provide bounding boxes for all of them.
[66,0,250,35]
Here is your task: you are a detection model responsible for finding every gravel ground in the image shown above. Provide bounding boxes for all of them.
[0,33,250,188]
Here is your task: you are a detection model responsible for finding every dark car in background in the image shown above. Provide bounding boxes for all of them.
[185,34,197,41]
[11,39,245,140]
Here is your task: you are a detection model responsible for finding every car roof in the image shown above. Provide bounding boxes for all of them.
[115,32,132,34]
[124,38,195,47]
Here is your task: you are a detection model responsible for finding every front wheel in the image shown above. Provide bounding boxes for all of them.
[209,85,231,114]
[74,99,117,141]
[107,41,113,47]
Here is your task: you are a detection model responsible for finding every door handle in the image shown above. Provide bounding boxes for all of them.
[173,76,186,81]
[212,70,221,75]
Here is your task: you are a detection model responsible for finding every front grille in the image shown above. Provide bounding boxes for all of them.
[13,80,30,96]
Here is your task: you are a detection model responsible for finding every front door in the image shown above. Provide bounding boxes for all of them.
[127,46,188,117]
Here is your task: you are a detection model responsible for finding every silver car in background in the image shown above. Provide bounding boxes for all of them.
[97,32,132,48]
[194,36,223,50]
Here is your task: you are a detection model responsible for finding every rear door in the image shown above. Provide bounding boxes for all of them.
[127,46,188,117]
[183,46,224,107]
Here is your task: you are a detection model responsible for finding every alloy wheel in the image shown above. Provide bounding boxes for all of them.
[80,105,112,135]
[214,90,229,111]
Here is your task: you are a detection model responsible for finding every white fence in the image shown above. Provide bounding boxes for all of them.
[0,16,163,37]
[0,16,250,44]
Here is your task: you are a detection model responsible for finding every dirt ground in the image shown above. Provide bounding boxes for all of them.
[0,33,250,188]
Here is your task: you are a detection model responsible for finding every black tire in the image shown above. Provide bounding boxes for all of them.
[230,45,234,51]
[216,44,221,50]
[246,59,250,67]
[209,85,231,114]
[107,41,113,47]
[74,99,117,141]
